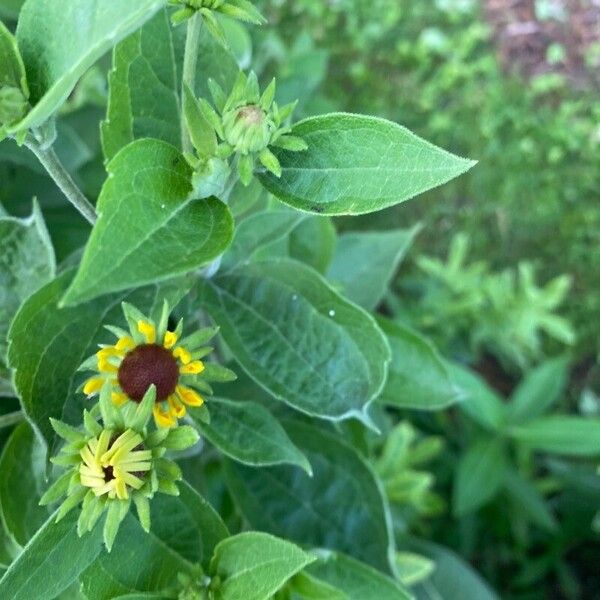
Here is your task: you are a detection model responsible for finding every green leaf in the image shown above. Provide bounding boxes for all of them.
[288,571,347,600]
[224,421,395,573]
[395,552,435,587]
[199,259,390,422]
[192,397,311,472]
[0,423,51,546]
[81,514,195,600]
[211,532,315,600]
[102,8,238,161]
[378,319,462,411]
[447,362,506,431]
[453,437,507,516]
[0,201,55,361]
[222,209,306,270]
[0,0,24,21]
[149,481,229,567]
[0,510,103,600]
[508,357,569,423]
[12,0,167,132]
[7,267,190,455]
[307,551,411,600]
[407,538,499,600]
[327,227,419,311]
[503,470,558,532]
[258,113,476,215]
[288,216,337,274]
[509,416,600,456]
[0,20,26,91]
[62,139,233,306]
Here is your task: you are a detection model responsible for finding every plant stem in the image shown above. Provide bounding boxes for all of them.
[0,411,24,430]
[25,140,97,225]
[181,13,203,154]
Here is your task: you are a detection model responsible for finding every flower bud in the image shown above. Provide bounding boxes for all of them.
[222,104,275,154]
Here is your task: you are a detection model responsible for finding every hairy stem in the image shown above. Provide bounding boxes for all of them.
[0,411,24,430]
[181,13,203,154]
[26,140,97,225]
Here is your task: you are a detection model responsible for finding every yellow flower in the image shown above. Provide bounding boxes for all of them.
[81,302,226,428]
[79,429,152,500]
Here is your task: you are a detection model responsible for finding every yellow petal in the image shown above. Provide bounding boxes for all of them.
[137,320,156,344]
[115,336,135,351]
[111,391,129,407]
[98,357,118,373]
[153,404,175,428]
[173,346,191,365]
[163,330,178,349]
[83,377,104,396]
[176,385,204,407]
[180,360,204,375]
[168,395,186,419]
[115,478,129,500]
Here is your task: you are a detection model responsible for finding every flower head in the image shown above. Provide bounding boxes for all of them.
[81,302,234,428]
[169,0,266,34]
[191,71,308,186]
[41,384,199,551]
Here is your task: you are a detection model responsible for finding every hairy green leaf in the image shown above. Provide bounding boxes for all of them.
[102,8,238,161]
[258,113,476,215]
[0,510,103,600]
[62,139,233,306]
[199,259,390,422]
[288,216,337,274]
[327,227,419,311]
[0,423,50,546]
[13,0,166,132]
[307,551,411,600]
[378,318,462,410]
[193,398,311,472]
[211,532,315,600]
[225,421,394,573]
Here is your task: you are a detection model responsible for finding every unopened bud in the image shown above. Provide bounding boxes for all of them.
[222,104,275,154]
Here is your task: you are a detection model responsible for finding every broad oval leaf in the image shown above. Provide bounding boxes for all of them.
[81,514,195,600]
[327,227,419,311]
[453,437,507,516]
[199,259,390,422]
[62,139,233,306]
[224,421,395,573]
[0,423,50,546]
[8,268,190,455]
[12,0,167,132]
[0,510,103,600]
[192,397,311,473]
[509,416,600,456]
[211,532,315,600]
[258,113,476,215]
[307,551,411,600]
[378,318,462,410]
[102,8,238,161]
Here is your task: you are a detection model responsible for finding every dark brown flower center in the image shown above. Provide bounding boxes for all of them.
[117,344,179,402]
[103,465,115,482]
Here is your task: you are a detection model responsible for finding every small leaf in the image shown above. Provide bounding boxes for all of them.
[210,532,315,600]
[12,0,166,132]
[191,397,311,473]
[509,416,600,456]
[453,437,507,516]
[327,227,419,311]
[258,113,476,215]
[378,318,462,411]
[395,552,435,586]
[183,82,217,157]
[62,139,233,306]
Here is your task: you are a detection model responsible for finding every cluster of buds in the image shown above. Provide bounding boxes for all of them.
[184,71,307,189]
[169,0,265,40]
[42,302,235,550]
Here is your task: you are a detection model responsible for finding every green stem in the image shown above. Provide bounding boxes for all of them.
[25,140,97,225]
[0,411,24,430]
[181,13,203,154]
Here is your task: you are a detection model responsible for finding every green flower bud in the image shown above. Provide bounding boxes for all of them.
[222,104,275,154]
[0,86,28,126]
